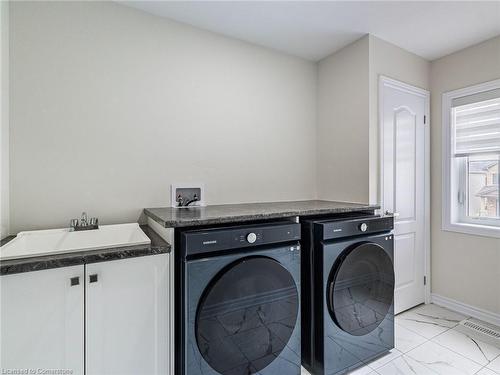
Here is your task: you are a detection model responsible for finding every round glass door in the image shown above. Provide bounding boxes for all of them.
[327,242,394,336]
[196,256,298,375]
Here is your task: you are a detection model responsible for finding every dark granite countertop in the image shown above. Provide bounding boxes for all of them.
[144,200,379,228]
[0,235,15,247]
[0,225,170,276]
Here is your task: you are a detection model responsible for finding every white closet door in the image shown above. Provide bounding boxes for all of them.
[381,77,429,314]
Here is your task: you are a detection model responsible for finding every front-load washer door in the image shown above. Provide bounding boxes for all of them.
[327,242,395,336]
[190,254,300,375]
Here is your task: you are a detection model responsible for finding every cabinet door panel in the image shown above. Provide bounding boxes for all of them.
[0,266,84,374]
[85,254,169,375]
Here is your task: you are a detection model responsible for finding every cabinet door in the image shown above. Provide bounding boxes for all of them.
[0,266,84,374]
[86,254,169,375]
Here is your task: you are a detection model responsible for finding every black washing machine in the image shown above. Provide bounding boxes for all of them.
[301,215,394,375]
[175,221,302,375]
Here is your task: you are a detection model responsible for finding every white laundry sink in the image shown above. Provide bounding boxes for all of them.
[0,223,151,260]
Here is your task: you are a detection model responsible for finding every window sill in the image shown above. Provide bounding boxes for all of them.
[443,221,500,239]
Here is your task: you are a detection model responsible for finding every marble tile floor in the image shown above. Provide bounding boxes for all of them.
[301,303,500,375]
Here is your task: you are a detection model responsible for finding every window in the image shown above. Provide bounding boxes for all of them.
[461,154,499,220]
[443,79,500,238]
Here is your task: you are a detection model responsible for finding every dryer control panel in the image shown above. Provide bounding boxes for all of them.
[181,222,301,256]
[316,215,393,241]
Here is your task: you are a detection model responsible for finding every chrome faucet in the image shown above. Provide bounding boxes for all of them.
[70,219,79,231]
[70,212,99,231]
[80,212,88,227]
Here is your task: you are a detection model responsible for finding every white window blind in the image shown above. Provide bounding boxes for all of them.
[452,88,500,157]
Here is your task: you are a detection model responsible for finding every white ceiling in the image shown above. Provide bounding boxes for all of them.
[121,1,500,61]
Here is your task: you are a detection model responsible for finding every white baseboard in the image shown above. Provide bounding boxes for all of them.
[431,293,500,327]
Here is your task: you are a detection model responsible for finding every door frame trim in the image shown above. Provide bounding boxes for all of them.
[378,75,431,305]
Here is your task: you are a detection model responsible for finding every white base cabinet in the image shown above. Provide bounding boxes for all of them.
[1,254,169,375]
[86,255,169,375]
[1,265,85,374]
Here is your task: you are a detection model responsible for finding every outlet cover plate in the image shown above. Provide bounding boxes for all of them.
[171,183,205,208]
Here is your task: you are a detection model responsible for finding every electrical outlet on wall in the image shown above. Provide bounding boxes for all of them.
[171,183,205,208]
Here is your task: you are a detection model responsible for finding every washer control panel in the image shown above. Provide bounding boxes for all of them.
[236,231,263,244]
[182,222,301,256]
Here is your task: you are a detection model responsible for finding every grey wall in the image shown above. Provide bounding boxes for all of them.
[0,1,9,238]
[9,1,317,233]
[430,36,500,314]
[316,36,370,203]
[316,35,430,205]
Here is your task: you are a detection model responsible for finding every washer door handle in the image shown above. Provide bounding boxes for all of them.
[328,282,335,310]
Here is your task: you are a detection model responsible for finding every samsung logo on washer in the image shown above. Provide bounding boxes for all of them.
[203,240,217,245]
[333,228,342,232]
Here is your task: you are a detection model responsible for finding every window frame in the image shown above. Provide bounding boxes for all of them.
[442,79,500,238]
